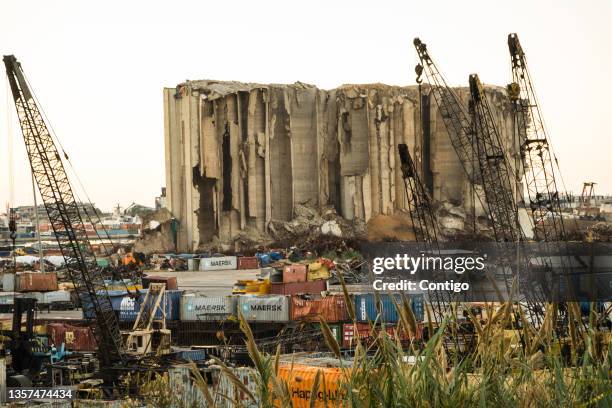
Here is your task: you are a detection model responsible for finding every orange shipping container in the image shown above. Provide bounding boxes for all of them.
[47,323,96,351]
[282,264,307,283]
[290,295,348,323]
[16,272,58,292]
[237,256,259,270]
[342,322,422,348]
[276,364,348,407]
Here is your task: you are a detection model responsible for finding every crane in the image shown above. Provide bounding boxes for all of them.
[507,33,567,242]
[413,38,483,195]
[507,34,589,340]
[468,74,521,243]
[3,55,126,367]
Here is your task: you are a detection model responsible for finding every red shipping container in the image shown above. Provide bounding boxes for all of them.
[142,275,178,290]
[16,272,58,292]
[282,264,307,283]
[237,257,259,270]
[290,295,348,323]
[342,323,422,348]
[270,280,326,296]
[47,323,97,351]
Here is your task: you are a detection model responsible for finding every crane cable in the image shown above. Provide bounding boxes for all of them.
[18,69,138,295]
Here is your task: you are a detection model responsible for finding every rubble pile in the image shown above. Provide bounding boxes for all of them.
[132,208,177,255]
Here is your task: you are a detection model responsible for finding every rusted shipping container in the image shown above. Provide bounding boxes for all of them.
[282,264,307,283]
[290,295,348,322]
[342,322,422,348]
[270,280,326,295]
[16,272,58,292]
[237,256,259,270]
[142,275,178,290]
[46,322,96,351]
[277,364,347,407]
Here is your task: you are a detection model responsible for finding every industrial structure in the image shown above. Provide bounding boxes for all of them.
[163,81,521,251]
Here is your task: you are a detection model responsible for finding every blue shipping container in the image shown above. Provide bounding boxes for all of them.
[82,290,182,321]
[172,349,206,362]
[354,293,424,323]
[82,290,126,319]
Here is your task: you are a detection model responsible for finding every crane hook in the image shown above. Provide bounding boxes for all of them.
[415,63,423,84]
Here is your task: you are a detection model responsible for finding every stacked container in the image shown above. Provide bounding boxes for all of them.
[353,293,424,323]
[47,323,96,351]
[238,295,290,322]
[15,272,58,292]
[199,256,237,271]
[282,264,307,283]
[180,294,237,321]
[290,295,348,322]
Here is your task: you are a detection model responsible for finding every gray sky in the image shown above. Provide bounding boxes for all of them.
[1,0,611,211]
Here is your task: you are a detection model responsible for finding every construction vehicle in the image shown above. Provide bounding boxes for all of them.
[3,55,174,394]
[123,283,171,356]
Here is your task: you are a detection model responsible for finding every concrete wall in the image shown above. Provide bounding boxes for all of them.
[164,80,517,251]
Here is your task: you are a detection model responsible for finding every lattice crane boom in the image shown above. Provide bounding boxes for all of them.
[413,38,481,188]
[3,55,125,366]
[507,33,566,241]
[468,74,521,243]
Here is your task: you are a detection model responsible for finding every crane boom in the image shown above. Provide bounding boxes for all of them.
[413,38,481,188]
[3,55,125,366]
[507,33,566,241]
[468,74,521,243]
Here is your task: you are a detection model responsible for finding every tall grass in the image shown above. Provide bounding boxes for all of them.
[135,297,611,407]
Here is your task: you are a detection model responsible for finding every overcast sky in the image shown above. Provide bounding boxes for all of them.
[0,0,610,212]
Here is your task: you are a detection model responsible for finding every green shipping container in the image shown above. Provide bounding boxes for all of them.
[321,323,343,345]
[97,258,110,268]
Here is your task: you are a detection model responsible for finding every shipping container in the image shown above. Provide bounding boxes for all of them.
[342,322,422,348]
[15,272,58,292]
[142,275,178,290]
[238,295,290,322]
[42,290,71,304]
[19,292,44,303]
[282,264,308,283]
[354,293,424,323]
[82,289,182,321]
[0,293,15,306]
[327,323,343,345]
[46,323,96,351]
[171,349,207,362]
[119,290,182,321]
[167,366,207,407]
[199,256,237,271]
[180,294,237,321]
[2,273,14,292]
[277,364,347,407]
[291,295,348,322]
[187,258,199,271]
[214,366,259,407]
[237,256,259,270]
[0,358,5,404]
[270,280,326,295]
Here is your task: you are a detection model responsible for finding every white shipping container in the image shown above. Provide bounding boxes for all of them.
[19,292,44,303]
[180,294,237,321]
[238,295,290,322]
[199,256,237,271]
[42,290,71,304]
[2,273,14,292]
[0,293,16,305]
